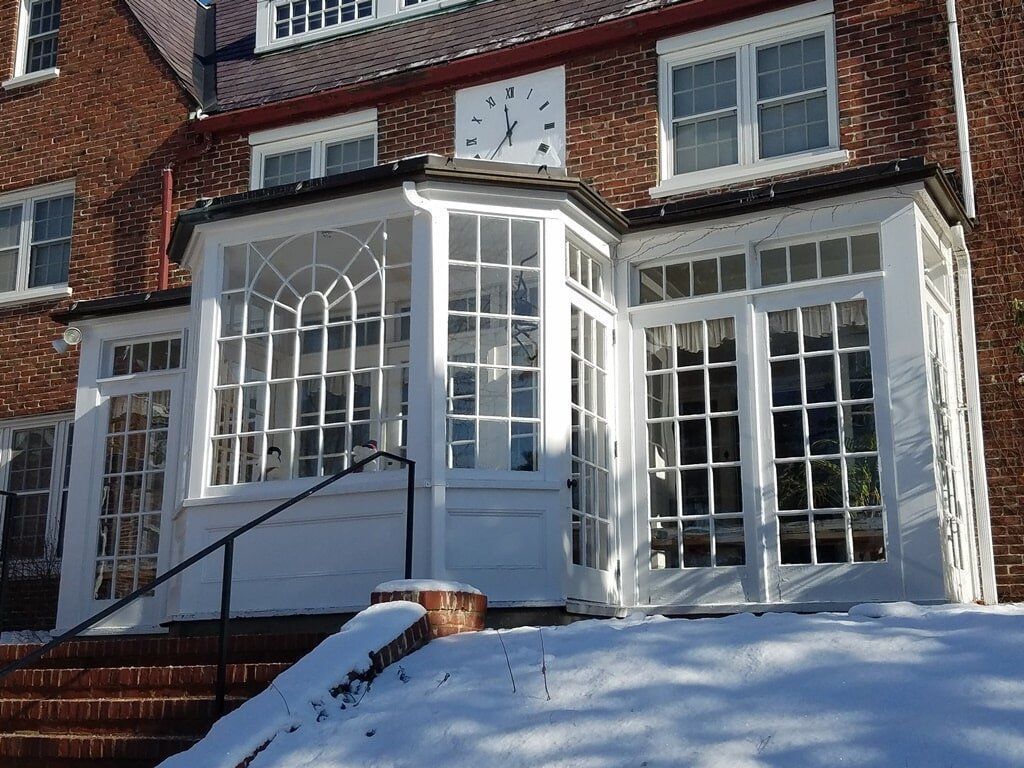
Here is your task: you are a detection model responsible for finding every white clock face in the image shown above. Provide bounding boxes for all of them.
[455,67,566,167]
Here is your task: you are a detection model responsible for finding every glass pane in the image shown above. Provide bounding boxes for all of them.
[851,234,881,272]
[650,520,679,569]
[665,262,690,299]
[779,514,812,564]
[814,513,847,563]
[761,248,788,286]
[714,518,745,566]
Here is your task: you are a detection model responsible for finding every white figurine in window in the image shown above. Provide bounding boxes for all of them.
[352,440,378,473]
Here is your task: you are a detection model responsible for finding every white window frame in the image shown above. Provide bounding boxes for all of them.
[249,110,378,190]
[3,0,61,91]
[254,0,478,54]
[0,413,74,564]
[0,180,75,308]
[653,1,846,198]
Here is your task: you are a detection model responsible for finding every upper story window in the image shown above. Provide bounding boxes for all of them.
[0,182,74,302]
[654,2,845,197]
[257,0,472,53]
[4,0,62,89]
[567,239,612,304]
[250,111,377,190]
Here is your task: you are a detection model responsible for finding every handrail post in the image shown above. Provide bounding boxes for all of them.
[215,539,234,716]
[404,461,415,580]
[0,491,15,637]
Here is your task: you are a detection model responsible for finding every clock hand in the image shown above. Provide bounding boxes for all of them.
[504,104,512,137]
[488,120,518,159]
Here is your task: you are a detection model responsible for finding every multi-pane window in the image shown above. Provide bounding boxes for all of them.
[0,188,74,295]
[212,216,412,485]
[447,213,542,472]
[660,23,837,185]
[570,308,611,570]
[110,337,183,377]
[272,0,372,40]
[760,233,880,286]
[755,36,828,158]
[255,134,376,189]
[23,0,61,74]
[669,56,738,174]
[767,300,885,565]
[94,392,169,600]
[567,240,610,302]
[639,253,746,304]
[645,318,745,569]
[4,426,56,559]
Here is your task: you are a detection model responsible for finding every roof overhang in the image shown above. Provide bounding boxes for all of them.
[625,158,973,233]
[168,154,629,263]
[53,286,192,324]
[194,0,802,135]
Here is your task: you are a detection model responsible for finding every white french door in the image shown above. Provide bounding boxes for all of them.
[88,377,183,630]
[633,295,762,606]
[566,293,619,605]
[632,281,903,606]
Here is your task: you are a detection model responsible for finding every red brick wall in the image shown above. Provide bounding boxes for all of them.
[957,1,1024,601]
[0,0,195,419]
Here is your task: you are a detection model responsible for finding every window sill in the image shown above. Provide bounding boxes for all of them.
[183,471,418,510]
[2,67,60,91]
[0,285,72,308]
[650,149,850,199]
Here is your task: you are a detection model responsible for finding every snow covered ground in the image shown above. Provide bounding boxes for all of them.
[208,603,1024,768]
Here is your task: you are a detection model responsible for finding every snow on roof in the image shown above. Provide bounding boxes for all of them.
[184,603,1024,768]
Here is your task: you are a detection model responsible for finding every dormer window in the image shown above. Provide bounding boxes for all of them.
[256,0,473,53]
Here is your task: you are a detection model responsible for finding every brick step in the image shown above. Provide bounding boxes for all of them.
[0,632,328,669]
[0,733,196,764]
[0,696,245,736]
[0,661,289,699]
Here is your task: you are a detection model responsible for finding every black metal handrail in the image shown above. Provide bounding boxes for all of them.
[0,451,416,715]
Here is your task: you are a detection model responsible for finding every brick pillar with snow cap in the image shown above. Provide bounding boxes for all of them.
[371,580,486,638]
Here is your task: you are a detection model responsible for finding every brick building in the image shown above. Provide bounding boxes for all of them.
[0,0,1022,635]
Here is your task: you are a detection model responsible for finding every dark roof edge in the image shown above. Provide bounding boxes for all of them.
[53,287,192,323]
[626,158,973,232]
[193,2,217,111]
[169,155,629,262]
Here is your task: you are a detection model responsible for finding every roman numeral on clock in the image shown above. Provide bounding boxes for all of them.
[538,143,550,155]
[544,122,556,130]
[466,138,478,147]
[505,87,515,99]
[486,96,497,108]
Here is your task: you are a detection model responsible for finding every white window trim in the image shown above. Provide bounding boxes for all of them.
[255,0,480,54]
[4,0,60,89]
[249,110,378,189]
[0,180,75,301]
[653,2,845,198]
[0,413,74,564]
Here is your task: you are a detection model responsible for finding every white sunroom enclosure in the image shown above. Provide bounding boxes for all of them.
[54,157,994,632]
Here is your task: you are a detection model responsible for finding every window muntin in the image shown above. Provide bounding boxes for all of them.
[272,0,372,40]
[566,239,610,302]
[0,187,74,296]
[446,213,542,472]
[659,21,838,187]
[760,233,880,287]
[253,131,376,189]
[94,391,169,600]
[24,0,61,74]
[767,300,885,565]
[755,35,828,158]
[670,56,738,174]
[212,216,412,486]
[109,336,183,377]
[646,318,746,570]
[639,253,746,305]
[571,307,611,570]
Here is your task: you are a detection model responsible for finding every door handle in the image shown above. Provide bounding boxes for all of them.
[566,477,578,489]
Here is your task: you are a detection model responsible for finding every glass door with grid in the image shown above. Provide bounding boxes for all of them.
[633,295,761,606]
[89,378,182,630]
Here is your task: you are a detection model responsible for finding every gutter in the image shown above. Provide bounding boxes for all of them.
[191,0,799,136]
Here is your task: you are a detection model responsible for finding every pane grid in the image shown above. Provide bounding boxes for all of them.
[25,0,61,73]
[94,391,169,600]
[325,136,375,176]
[570,307,611,571]
[262,149,313,187]
[768,300,886,565]
[639,253,746,305]
[447,214,542,472]
[760,233,881,287]
[566,240,608,302]
[110,337,183,377]
[671,55,738,174]
[6,426,56,559]
[212,218,412,485]
[28,194,73,288]
[273,0,373,39]
[756,34,829,158]
[645,318,746,570]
